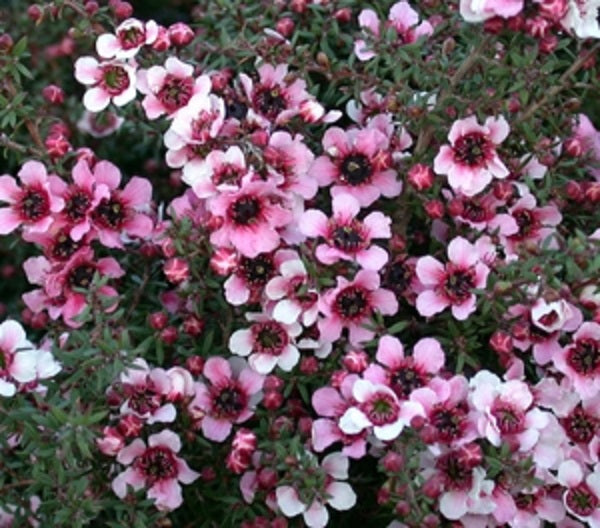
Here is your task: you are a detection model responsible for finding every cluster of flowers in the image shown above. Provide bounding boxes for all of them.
[1,0,600,526]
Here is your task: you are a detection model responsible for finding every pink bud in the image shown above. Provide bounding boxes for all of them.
[152,25,171,51]
[168,22,194,47]
[210,247,238,276]
[276,17,295,37]
[160,326,178,345]
[84,1,99,15]
[257,468,278,489]
[299,356,319,375]
[0,33,13,54]
[334,8,352,23]
[182,315,204,337]
[185,355,205,376]
[163,257,189,284]
[27,4,43,22]
[45,133,71,160]
[97,427,124,456]
[263,390,283,410]
[382,451,404,472]
[424,200,444,219]
[226,448,252,474]
[42,84,64,105]
[343,350,369,373]
[564,137,583,157]
[407,164,434,191]
[117,414,143,437]
[232,428,257,453]
[489,331,513,355]
[113,1,133,20]
[264,375,284,392]
[148,311,168,330]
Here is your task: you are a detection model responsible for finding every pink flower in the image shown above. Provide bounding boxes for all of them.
[137,57,209,120]
[571,114,600,181]
[74,57,137,112]
[556,460,600,526]
[339,378,424,441]
[363,335,445,399]
[460,0,524,22]
[554,322,600,399]
[96,18,159,59]
[112,430,199,511]
[229,313,301,374]
[310,126,400,207]
[415,236,490,320]
[434,115,510,196]
[0,161,64,235]
[561,1,600,39]
[311,374,367,458]
[77,110,124,137]
[354,2,433,61]
[189,357,264,442]
[208,180,293,258]
[265,255,319,326]
[276,453,357,528]
[318,269,398,346]
[301,193,391,271]
[0,320,42,397]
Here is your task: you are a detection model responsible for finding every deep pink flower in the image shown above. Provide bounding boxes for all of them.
[554,322,600,399]
[0,161,64,235]
[137,57,209,120]
[189,357,264,442]
[310,126,400,207]
[74,57,137,112]
[415,236,490,320]
[301,193,391,271]
[229,313,302,374]
[96,18,159,59]
[318,269,398,346]
[208,180,293,258]
[112,430,199,511]
[434,115,510,196]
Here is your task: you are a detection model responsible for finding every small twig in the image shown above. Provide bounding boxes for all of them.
[5,80,45,152]
[0,479,35,491]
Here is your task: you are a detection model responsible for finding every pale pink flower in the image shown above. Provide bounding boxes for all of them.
[137,57,208,119]
[318,269,398,346]
[0,320,42,397]
[310,126,400,207]
[208,180,293,258]
[276,453,357,528]
[553,322,600,399]
[556,460,600,526]
[189,357,264,442]
[265,256,319,326]
[438,464,496,521]
[96,18,159,59]
[460,0,524,22]
[77,110,124,137]
[339,378,424,441]
[561,0,600,38]
[74,57,137,112]
[301,193,391,271]
[229,313,302,374]
[165,367,195,401]
[434,115,510,196]
[0,161,64,235]
[112,430,199,511]
[571,113,600,180]
[415,236,490,320]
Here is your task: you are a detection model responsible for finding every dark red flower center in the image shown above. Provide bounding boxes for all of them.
[436,452,473,491]
[212,383,247,419]
[68,263,96,289]
[251,321,288,355]
[383,257,413,295]
[239,254,275,286]
[443,266,475,303]
[229,196,261,226]
[64,188,91,221]
[213,164,244,187]
[254,86,287,119]
[491,402,525,434]
[288,276,317,307]
[512,209,540,240]
[330,221,366,253]
[453,132,492,167]
[462,199,490,223]
[391,363,427,399]
[334,285,370,321]
[514,492,539,512]
[563,405,598,444]
[430,404,467,442]
[126,385,161,415]
[567,338,600,375]
[100,65,130,95]
[18,186,50,222]
[340,153,372,186]
[565,483,599,517]
[93,197,126,230]
[361,392,400,426]
[51,231,81,261]
[135,446,178,485]
[157,75,194,113]
[117,26,145,49]
[225,96,248,120]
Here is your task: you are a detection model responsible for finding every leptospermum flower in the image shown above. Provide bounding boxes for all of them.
[553,322,600,399]
[0,161,64,235]
[468,371,549,452]
[415,236,490,320]
[208,180,293,258]
[189,357,264,442]
[276,453,357,528]
[318,269,398,346]
[229,313,302,374]
[112,430,199,511]
[556,460,600,526]
[0,320,60,397]
[88,162,154,248]
[460,0,524,22]
[354,2,433,61]
[74,57,137,113]
[339,378,424,441]
[433,115,510,197]
[96,18,159,59]
[310,125,400,207]
[301,193,392,271]
[562,0,600,39]
[265,255,319,326]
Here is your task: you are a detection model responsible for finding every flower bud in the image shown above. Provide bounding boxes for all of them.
[185,355,205,376]
[113,2,133,20]
[407,164,434,191]
[42,84,64,105]
[84,1,99,15]
[276,17,295,38]
[160,326,178,345]
[118,414,143,437]
[382,451,404,473]
[489,330,513,355]
[183,315,205,337]
[163,257,189,284]
[45,133,71,160]
[334,8,352,23]
[299,356,319,375]
[148,311,168,330]
[226,448,252,474]
[232,428,257,453]
[152,26,171,51]
[257,467,278,489]
[424,200,444,219]
[0,33,13,54]
[564,137,583,157]
[342,350,369,373]
[263,390,283,410]
[168,22,194,47]
[210,247,238,276]
[27,4,43,22]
